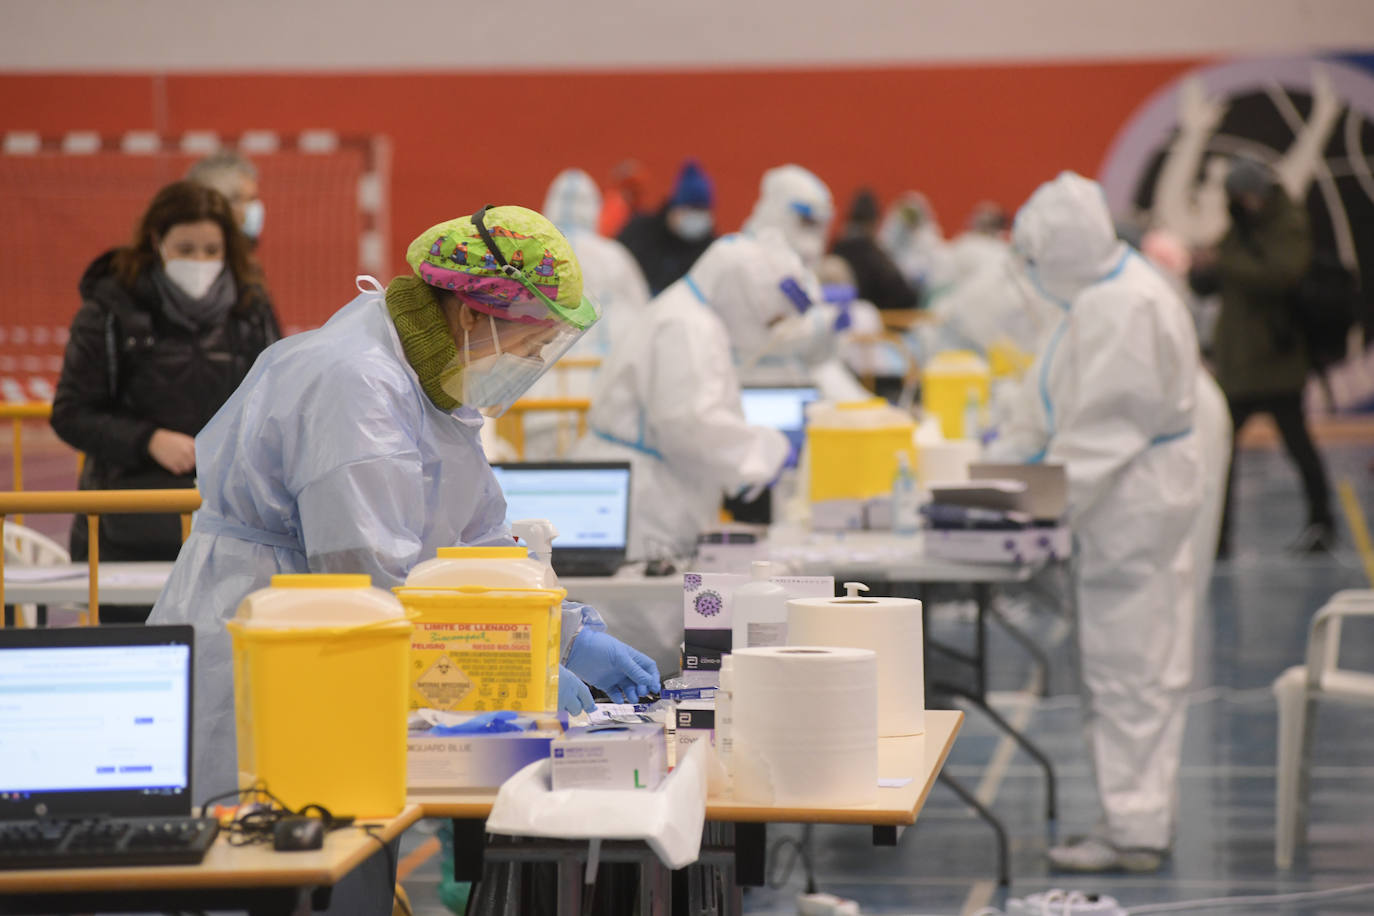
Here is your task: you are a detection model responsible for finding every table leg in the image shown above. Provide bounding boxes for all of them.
[934,682,1057,824]
[939,772,1010,886]
[733,822,766,887]
[450,817,486,882]
[557,849,582,916]
[985,590,1052,696]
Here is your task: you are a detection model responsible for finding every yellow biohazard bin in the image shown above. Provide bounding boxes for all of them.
[228,574,412,818]
[393,585,566,714]
[807,399,918,502]
[921,350,991,439]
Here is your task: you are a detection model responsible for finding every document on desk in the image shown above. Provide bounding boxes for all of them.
[3,567,87,583]
[99,570,174,588]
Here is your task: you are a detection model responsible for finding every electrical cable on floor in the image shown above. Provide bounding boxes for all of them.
[1124,879,1374,913]
[969,880,1374,916]
[767,824,818,894]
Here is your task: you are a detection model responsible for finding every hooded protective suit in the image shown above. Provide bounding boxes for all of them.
[513,170,654,458]
[541,169,651,359]
[987,173,1202,852]
[739,167,869,400]
[742,164,835,271]
[148,282,605,807]
[877,191,952,294]
[571,234,792,560]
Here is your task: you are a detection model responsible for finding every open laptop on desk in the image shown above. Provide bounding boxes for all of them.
[740,385,818,450]
[491,461,632,578]
[0,625,219,869]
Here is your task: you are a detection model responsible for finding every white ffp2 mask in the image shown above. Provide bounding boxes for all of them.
[440,314,546,411]
[162,257,224,300]
[241,199,265,239]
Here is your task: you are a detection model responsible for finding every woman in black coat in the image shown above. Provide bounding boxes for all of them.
[51,180,280,613]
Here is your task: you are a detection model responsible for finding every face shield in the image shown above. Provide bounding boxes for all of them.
[438,206,602,416]
[784,200,830,268]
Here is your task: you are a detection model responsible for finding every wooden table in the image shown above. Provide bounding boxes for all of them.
[0,805,423,915]
[415,711,962,915]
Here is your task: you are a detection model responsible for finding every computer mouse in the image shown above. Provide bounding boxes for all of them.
[273,816,325,851]
[644,558,677,577]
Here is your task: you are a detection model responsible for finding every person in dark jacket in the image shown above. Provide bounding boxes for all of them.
[617,159,717,294]
[1193,157,1334,555]
[830,188,920,310]
[51,181,280,619]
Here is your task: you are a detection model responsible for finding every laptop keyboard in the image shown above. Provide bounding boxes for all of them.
[0,816,219,869]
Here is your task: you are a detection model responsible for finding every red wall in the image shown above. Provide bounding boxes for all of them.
[0,59,1200,280]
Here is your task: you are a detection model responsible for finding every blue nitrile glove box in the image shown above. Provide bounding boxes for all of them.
[407,719,564,791]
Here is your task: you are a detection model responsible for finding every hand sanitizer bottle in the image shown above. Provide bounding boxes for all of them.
[892,452,921,536]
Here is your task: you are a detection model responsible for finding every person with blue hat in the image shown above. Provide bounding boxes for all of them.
[618,158,718,294]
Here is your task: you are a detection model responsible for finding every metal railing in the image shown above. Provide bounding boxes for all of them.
[495,397,593,460]
[0,403,85,524]
[0,488,202,622]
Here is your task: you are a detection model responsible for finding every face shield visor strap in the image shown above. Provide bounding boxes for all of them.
[471,204,599,332]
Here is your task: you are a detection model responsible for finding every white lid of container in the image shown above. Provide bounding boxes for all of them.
[234,574,404,627]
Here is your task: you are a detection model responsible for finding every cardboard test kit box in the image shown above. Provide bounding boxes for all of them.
[550,723,666,791]
[682,572,834,671]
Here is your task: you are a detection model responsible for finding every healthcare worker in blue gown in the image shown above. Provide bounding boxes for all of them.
[149,206,659,914]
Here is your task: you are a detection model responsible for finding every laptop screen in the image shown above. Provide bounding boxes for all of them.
[740,386,819,436]
[491,462,631,551]
[0,625,193,819]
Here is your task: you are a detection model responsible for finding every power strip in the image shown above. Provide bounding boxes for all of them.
[1003,890,1129,916]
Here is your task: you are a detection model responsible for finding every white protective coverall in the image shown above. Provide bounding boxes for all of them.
[512,170,654,459]
[987,173,1203,851]
[876,191,952,295]
[571,234,792,560]
[742,164,834,270]
[740,166,870,401]
[148,283,603,808]
[540,168,652,360]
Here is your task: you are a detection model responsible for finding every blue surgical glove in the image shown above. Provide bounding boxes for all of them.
[558,665,596,715]
[565,631,661,704]
[832,301,853,333]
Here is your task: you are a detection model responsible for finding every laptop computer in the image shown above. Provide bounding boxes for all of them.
[740,385,819,451]
[491,461,632,578]
[0,624,219,868]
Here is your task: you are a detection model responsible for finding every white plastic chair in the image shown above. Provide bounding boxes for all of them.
[2,521,72,627]
[1273,588,1374,867]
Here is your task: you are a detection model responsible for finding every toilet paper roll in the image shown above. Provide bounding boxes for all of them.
[787,595,924,736]
[917,439,981,486]
[731,646,878,807]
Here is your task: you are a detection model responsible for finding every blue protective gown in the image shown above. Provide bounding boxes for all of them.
[149,281,601,806]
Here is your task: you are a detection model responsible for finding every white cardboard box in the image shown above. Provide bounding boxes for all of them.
[550,723,667,791]
[923,525,1072,565]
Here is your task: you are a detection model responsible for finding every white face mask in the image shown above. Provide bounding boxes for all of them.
[440,314,546,410]
[672,208,714,241]
[241,199,265,240]
[162,255,224,300]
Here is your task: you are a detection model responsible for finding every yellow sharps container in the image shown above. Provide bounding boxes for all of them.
[228,574,412,818]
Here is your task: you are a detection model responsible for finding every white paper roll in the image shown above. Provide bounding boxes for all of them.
[787,594,924,736]
[731,646,878,807]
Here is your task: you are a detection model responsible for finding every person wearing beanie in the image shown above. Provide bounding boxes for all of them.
[618,158,718,294]
[830,187,919,311]
[148,205,660,915]
[1191,156,1335,554]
